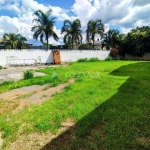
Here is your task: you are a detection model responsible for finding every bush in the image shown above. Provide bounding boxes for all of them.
[88,58,99,62]
[105,56,112,61]
[23,70,34,80]
[77,57,99,62]
[78,43,92,50]
[0,66,2,69]
[77,58,88,62]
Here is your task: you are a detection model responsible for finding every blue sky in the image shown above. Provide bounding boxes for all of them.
[0,0,150,45]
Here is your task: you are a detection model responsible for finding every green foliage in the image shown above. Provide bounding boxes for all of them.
[31,9,59,49]
[1,121,12,138]
[0,81,14,86]
[0,66,2,69]
[23,70,34,80]
[101,26,150,58]
[77,57,99,62]
[43,42,52,47]
[86,20,104,49]
[61,19,82,49]
[77,58,88,62]
[88,57,99,62]
[119,26,150,57]
[78,43,92,50]
[2,33,27,49]
[105,56,112,61]
[102,29,121,50]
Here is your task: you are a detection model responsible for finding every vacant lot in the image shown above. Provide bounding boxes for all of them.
[0,61,150,150]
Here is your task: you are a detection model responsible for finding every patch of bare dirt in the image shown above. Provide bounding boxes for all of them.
[0,79,75,114]
[0,99,19,115]
[0,79,75,149]
[5,119,75,150]
[136,137,150,148]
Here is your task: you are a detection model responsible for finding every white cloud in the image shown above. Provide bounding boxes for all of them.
[71,0,150,34]
[22,0,48,12]
[0,0,150,45]
[0,0,6,4]
[0,14,33,39]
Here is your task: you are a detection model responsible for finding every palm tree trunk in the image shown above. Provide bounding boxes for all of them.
[92,38,94,50]
[72,36,73,49]
[46,38,48,49]
[92,35,94,50]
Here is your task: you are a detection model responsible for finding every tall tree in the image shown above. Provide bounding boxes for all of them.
[31,9,59,49]
[17,34,28,49]
[86,20,104,49]
[2,33,27,49]
[123,26,150,56]
[102,29,120,49]
[65,36,72,49]
[61,19,82,49]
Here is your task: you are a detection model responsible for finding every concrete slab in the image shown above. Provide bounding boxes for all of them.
[0,65,60,83]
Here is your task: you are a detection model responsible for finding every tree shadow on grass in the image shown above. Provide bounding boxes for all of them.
[40,62,150,150]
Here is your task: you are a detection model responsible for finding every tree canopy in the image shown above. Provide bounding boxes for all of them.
[122,26,150,56]
[86,20,104,49]
[102,29,121,50]
[61,19,82,49]
[31,9,59,49]
[2,33,27,49]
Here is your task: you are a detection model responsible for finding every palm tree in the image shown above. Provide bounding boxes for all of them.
[86,20,104,49]
[101,29,120,49]
[3,33,18,49]
[17,34,28,49]
[61,19,82,49]
[65,36,72,49]
[31,9,59,49]
[2,33,27,49]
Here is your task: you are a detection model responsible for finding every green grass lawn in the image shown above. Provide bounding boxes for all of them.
[0,61,150,149]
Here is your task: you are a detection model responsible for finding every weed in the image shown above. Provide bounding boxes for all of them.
[77,58,88,62]
[88,57,99,62]
[16,91,36,99]
[105,56,112,61]
[77,57,99,62]
[0,81,14,86]
[42,84,52,91]
[23,70,34,80]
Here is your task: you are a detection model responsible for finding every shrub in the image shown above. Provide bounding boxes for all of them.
[105,56,112,61]
[77,57,99,62]
[88,57,99,62]
[0,66,2,69]
[77,58,88,62]
[23,70,34,80]
[78,43,92,50]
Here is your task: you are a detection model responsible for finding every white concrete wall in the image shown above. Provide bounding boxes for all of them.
[0,49,110,66]
[0,49,54,66]
[1,49,150,66]
[60,50,110,62]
